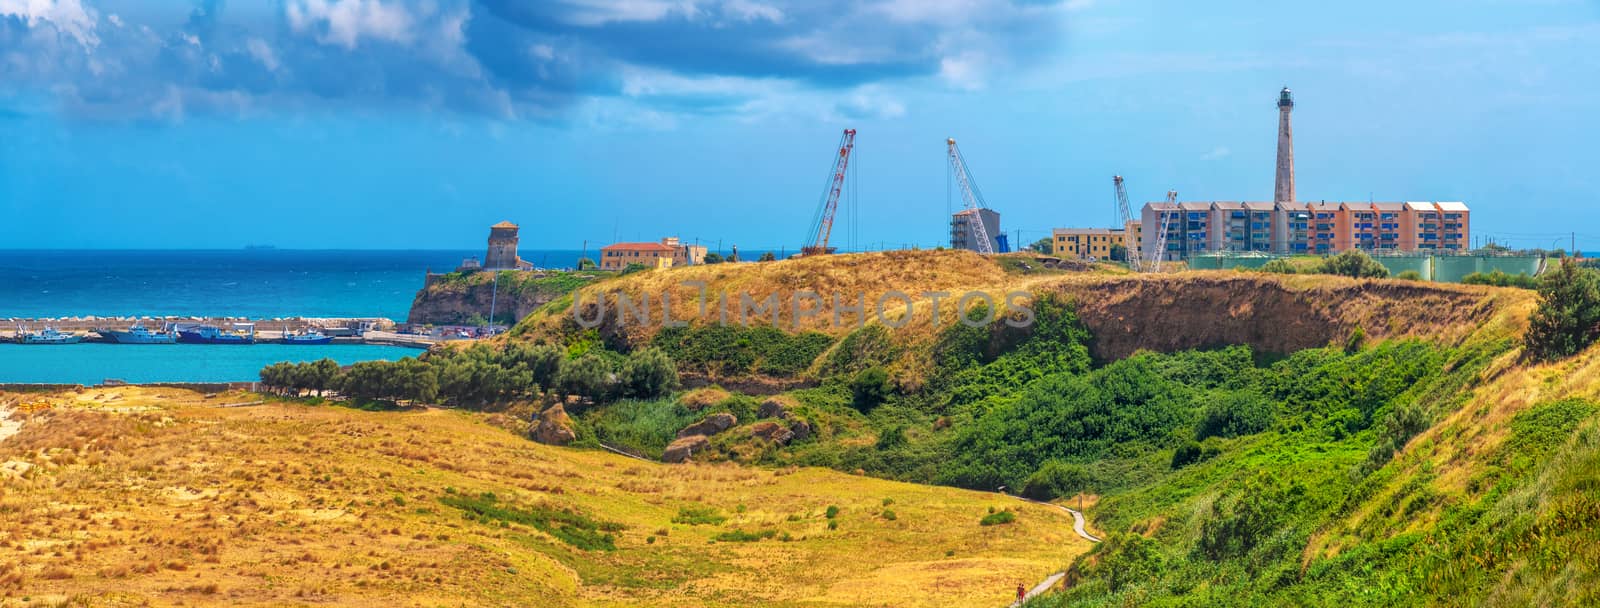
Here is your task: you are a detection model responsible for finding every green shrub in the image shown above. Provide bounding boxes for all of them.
[850,367,893,413]
[1195,391,1275,440]
[671,506,727,526]
[1395,270,1424,281]
[881,509,897,521]
[1525,260,1600,361]
[1258,259,1297,274]
[440,492,620,551]
[620,347,679,399]
[1461,270,1539,289]
[713,529,777,542]
[825,505,840,519]
[979,510,1016,526]
[1170,439,1220,469]
[1021,460,1093,500]
[1318,249,1389,279]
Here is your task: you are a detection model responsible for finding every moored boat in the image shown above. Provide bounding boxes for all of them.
[15,327,84,345]
[176,323,256,345]
[94,323,179,344]
[279,328,333,345]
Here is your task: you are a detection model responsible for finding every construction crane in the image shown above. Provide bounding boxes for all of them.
[1150,190,1178,272]
[1113,175,1143,272]
[946,138,995,254]
[801,129,857,256]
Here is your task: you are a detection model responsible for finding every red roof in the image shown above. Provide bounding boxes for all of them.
[602,242,676,252]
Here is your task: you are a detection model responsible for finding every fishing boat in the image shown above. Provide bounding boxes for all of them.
[94,323,178,344]
[279,327,334,345]
[176,323,256,345]
[15,327,84,345]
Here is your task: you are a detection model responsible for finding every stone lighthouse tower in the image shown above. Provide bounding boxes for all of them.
[1274,87,1295,204]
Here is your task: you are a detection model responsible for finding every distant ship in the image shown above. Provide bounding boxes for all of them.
[15,326,84,345]
[94,323,178,344]
[279,327,333,345]
[176,323,256,345]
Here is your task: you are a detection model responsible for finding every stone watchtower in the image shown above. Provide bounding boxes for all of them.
[485,221,522,270]
[1274,87,1295,204]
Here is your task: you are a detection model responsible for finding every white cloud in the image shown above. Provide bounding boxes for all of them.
[938,51,986,90]
[0,0,99,48]
[286,0,417,49]
[247,38,281,72]
[720,0,783,24]
[558,0,699,26]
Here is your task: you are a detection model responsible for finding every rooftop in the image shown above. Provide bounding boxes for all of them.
[491,221,518,229]
[602,242,677,252]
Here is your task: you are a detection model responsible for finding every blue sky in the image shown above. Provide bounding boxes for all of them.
[1,0,1597,251]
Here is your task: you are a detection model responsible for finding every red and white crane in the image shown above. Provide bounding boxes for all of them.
[801,129,857,256]
[947,138,995,255]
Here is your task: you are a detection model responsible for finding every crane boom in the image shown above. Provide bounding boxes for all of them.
[947,138,995,255]
[1113,175,1144,272]
[802,129,857,256]
[1150,190,1178,272]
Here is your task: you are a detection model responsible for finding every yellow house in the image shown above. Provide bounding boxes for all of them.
[1052,227,1128,260]
[599,241,677,270]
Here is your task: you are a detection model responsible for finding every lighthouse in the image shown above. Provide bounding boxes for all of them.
[1274,87,1295,204]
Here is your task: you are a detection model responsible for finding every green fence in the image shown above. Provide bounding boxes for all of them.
[1186,252,1545,283]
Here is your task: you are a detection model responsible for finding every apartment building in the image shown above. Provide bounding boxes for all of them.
[951,208,1004,253]
[1143,201,1470,261]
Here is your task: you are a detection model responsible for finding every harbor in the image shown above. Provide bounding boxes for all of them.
[1,316,448,348]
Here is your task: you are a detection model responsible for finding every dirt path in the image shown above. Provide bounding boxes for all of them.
[1006,495,1101,607]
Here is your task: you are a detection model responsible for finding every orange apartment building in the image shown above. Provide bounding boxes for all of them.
[1144,201,1470,261]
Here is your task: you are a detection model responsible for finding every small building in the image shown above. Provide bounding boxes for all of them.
[663,237,708,266]
[484,221,533,270]
[600,241,677,270]
[951,208,1002,253]
[1052,227,1127,260]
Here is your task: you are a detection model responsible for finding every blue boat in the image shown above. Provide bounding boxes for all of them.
[15,326,83,345]
[95,323,178,344]
[279,328,333,345]
[177,323,256,345]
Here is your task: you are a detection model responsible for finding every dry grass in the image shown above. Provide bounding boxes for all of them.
[0,386,1088,607]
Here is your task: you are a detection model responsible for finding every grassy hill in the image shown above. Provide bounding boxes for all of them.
[12,249,1596,606]
[0,387,1088,607]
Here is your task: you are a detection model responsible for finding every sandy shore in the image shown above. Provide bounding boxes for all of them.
[0,402,19,444]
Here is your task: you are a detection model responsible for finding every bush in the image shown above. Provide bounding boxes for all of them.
[1195,391,1275,440]
[1258,259,1297,274]
[979,510,1016,526]
[881,509,897,521]
[850,367,893,413]
[671,506,727,526]
[703,252,724,264]
[558,354,615,403]
[1317,249,1389,279]
[1461,270,1538,289]
[1021,460,1093,500]
[1525,260,1600,361]
[713,529,777,543]
[620,347,679,399]
[1396,270,1423,281]
[825,505,840,519]
[1170,439,1220,469]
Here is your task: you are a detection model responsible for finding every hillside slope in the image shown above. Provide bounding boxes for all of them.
[0,387,1088,607]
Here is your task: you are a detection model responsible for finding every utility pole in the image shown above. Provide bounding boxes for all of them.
[488,271,500,334]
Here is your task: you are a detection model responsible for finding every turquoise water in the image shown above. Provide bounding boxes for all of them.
[0,249,584,320]
[0,343,422,385]
[0,249,590,384]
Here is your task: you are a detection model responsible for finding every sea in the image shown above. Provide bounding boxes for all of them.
[0,249,587,384]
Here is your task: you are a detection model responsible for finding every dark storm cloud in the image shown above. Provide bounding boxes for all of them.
[0,0,1069,120]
